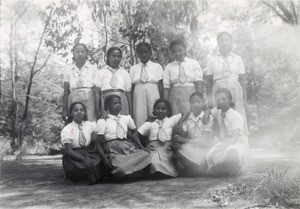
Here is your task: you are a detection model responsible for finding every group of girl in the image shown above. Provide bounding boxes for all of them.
[61,31,249,184]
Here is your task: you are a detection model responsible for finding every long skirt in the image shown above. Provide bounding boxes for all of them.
[133,83,160,128]
[101,90,129,116]
[212,78,248,135]
[62,147,109,183]
[169,85,196,114]
[147,140,178,177]
[206,136,249,173]
[68,88,97,121]
[106,139,152,178]
[175,139,210,175]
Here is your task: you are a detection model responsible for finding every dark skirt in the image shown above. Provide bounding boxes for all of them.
[62,147,109,183]
[106,139,152,178]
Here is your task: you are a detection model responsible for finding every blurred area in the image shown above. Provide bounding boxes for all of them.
[0,0,300,155]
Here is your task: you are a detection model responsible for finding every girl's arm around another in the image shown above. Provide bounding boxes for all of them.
[132,131,149,152]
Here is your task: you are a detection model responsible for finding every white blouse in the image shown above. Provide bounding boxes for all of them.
[97,114,136,141]
[93,65,132,92]
[163,57,203,89]
[207,53,245,81]
[138,114,182,142]
[61,121,97,148]
[63,62,98,90]
[130,60,163,84]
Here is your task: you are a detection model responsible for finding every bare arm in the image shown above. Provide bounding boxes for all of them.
[206,75,213,107]
[126,91,133,116]
[62,82,70,120]
[195,80,204,94]
[96,134,112,169]
[94,87,102,119]
[239,74,247,105]
[132,131,147,149]
[163,88,170,100]
[158,80,163,99]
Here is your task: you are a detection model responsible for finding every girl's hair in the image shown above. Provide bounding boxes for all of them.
[136,42,152,54]
[217,31,233,42]
[72,43,88,62]
[106,47,122,66]
[153,99,172,117]
[169,39,186,50]
[215,88,235,108]
[104,94,122,111]
[68,102,88,123]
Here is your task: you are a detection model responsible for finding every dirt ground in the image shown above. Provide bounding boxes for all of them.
[0,148,300,209]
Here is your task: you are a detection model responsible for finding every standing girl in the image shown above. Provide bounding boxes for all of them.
[62,43,97,122]
[96,95,152,179]
[94,47,132,117]
[172,92,214,176]
[61,102,109,184]
[133,99,187,177]
[206,88,249,176]
[130,42,163,128]
[163,39,204,114]
[206,31,248,135]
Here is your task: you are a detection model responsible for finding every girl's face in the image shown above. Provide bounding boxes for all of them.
[71,104,86,123]
[215,92,231,112]
[138,46,151,64]
[153,102,169,120]
[108,97,122,115]
[108,50,122,69]
[190,96,205,116]
[171,44,186,62]
[73,45,87,63]
[217,34,232,55]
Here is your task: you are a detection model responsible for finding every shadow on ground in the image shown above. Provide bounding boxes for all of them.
[0,148,300,209]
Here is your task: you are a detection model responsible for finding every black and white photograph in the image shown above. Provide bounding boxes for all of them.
[0,0,300,208]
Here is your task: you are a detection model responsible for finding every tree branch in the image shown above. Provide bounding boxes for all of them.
[277,1,294,24]
[262,1,290,24]
[13,5,31,26]
[291,1,298,24]
[32,51,52,77]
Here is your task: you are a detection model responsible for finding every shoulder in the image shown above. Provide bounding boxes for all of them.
[211,107,220,117]
[130,63,140,71]
[165,61,176,69]
[228,108,242,119]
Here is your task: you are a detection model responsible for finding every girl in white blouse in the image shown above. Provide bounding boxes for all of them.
[133,99,188,177]
[94,47,132,117]
[206,88,249,176]
[61,102,110,184]
[172,92,214,176]
[96,95,152,179]
[163,39,204,114]
[130,42,163,128]
[62,43,98,122]
[206,32,248,135]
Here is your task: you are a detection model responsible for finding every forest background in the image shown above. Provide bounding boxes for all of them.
[1,0,300,154]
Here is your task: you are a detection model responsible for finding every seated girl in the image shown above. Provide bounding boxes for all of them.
[61,102,109,184]
[133,99,188,178]
[206,88,249,176]
[96,95,152,179]
[171,92,214,176]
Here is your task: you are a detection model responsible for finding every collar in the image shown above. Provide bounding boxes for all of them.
[221,108,233,117]
[139,60,151,67]
[72,121,85,127]
[106,65,120,73]
[175,57,187,64]
[72,61,90,71]
[155,118,166,124]
[217,52,235,58]
[107,113,121,119]
[188,111,204,121]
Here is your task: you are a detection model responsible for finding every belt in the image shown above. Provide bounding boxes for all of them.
[172,82,194,87]
[70,87,93,92]
[101,89,125,95]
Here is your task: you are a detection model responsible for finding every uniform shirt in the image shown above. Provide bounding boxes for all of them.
[129,60,163,84]
[163,57,203,89]
[63,62,98,90]
[97,114,136,141]
[138,114,182,142]
[207,53,245,81]
[211,108,246,141]
[93,65,132,91]
[61,121,97,148]
[182,112,214,138]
